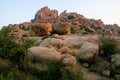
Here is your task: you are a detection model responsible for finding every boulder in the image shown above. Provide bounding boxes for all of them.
[63,37,83,48]
[83,71,98,80]
[111,54,120,80]
[35,6,50,20]
[8,24,13,29]
[39,38,63,48]
[59,10,67,18]
[90,57,110,73]
[53,22,71,35]
[52,34,65,40]
[79,42,99,62]
[32,22,52,36]
[60,46,80,56]
[62,54,77,66]
[34,6,58,21]
[19,22,32,30]
[27,46,62,61]
[111,54,120,67]
[10,29,24,38]
[111,54,120,76]
[50,10,58,19]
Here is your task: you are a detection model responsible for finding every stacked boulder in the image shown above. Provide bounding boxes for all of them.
[7,6,120,38]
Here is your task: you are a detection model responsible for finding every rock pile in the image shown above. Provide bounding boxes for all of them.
[6,6,120,38]
[3,6,120,80]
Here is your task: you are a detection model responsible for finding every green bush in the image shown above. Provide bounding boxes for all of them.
[0,27,35,68]
[0,27,85,80]
[0,27,38,79]
[84,28,93,33]
[0,70,38,80]
[118,30,120,35]
[0,58,11,74]
[99,36,118,61]
[68,15,74,20]
[70,27,76,34]
[44,60,85,80]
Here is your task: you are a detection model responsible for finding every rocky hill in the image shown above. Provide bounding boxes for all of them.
[5,6,120,38]
[1,6,120,80]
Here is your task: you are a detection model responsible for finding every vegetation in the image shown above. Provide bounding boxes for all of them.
[70,27,76,34]
[0,27,85,80]
[0,27,37,80]
[84,28,93,33]
[99,35,118,61]
[68,15,74,20]
[45,60,85,80]
[117,30,120,36]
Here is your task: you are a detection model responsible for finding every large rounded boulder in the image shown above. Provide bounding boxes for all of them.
[39,38,63,48]
[27,46,62,61]
[79,42,99,62]
[63,37,83,48]
[53,22,71,35]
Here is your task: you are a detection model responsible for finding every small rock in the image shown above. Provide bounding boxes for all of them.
[83,63,90,68]
[102,70,110,77]
[62,54,77,66]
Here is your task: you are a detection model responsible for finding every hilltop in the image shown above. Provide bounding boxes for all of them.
[3,6,120,38]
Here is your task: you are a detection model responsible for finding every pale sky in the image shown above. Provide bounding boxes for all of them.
[0,0,120,28]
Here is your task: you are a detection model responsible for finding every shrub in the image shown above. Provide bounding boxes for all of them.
[0,27,85,80]
[0,58,11,74]
[0,70,38,80]
[68,15,74,20]
[44,60,85,80]
[99,35,118,61]
[0,27,38,80]
[70,27,76,34]
[84,28,93,33]
[11,70,38,80]
[0,27,35,68]
[118,30,120,35]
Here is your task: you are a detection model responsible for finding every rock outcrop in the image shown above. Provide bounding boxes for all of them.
[34,6,58,21]
[7,6,120,37]
[3,6,120,80]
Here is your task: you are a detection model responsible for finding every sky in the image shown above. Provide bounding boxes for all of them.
[0,0,120,28]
